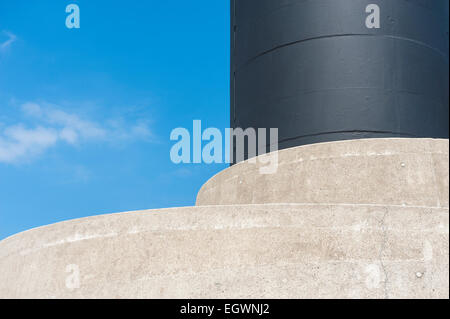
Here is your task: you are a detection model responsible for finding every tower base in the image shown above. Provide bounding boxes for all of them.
[1,139,448,299]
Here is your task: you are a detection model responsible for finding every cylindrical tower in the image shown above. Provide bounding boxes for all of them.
[231,0,449,159]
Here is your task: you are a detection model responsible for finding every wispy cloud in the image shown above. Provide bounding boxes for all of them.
[21,102,108,143]
[0,102,154,164]
[0,125,59,163]
[0,31,17,50]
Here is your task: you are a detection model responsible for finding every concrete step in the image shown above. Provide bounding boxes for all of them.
[1,203,448,298]
[197,138,449,208]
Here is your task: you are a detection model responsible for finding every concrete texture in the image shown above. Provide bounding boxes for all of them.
[197,138,449,208]
[0,138,448,299]
[0,204,448,299]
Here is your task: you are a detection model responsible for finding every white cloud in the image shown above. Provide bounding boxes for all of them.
[0,31,17,50]
[22,102,107,141]
[21,102,42,117]
[0,125,59,163]
[59,127,78,144]
[0,102,154,164]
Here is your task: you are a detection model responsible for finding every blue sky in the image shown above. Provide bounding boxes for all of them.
[0,1,230,239]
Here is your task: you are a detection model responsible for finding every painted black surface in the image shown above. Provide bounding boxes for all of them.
[231,0,449,160]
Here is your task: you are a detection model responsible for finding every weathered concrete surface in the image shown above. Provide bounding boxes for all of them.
[0,138,448,299]
[197,138,449,208]
[0,204,448,299]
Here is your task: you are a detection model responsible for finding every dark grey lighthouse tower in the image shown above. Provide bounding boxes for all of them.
[231,0,449,159]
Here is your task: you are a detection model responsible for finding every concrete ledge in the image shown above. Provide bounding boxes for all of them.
[1,138,448,299]
[196,138,449,208]
[1,204,448,299]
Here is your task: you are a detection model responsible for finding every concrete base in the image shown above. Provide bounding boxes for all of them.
[197,138,449,208]
[0,138,448,299]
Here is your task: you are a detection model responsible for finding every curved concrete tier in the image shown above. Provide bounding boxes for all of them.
[0,204,448,299]
[196,138,449,208]
[1,138,448,298]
